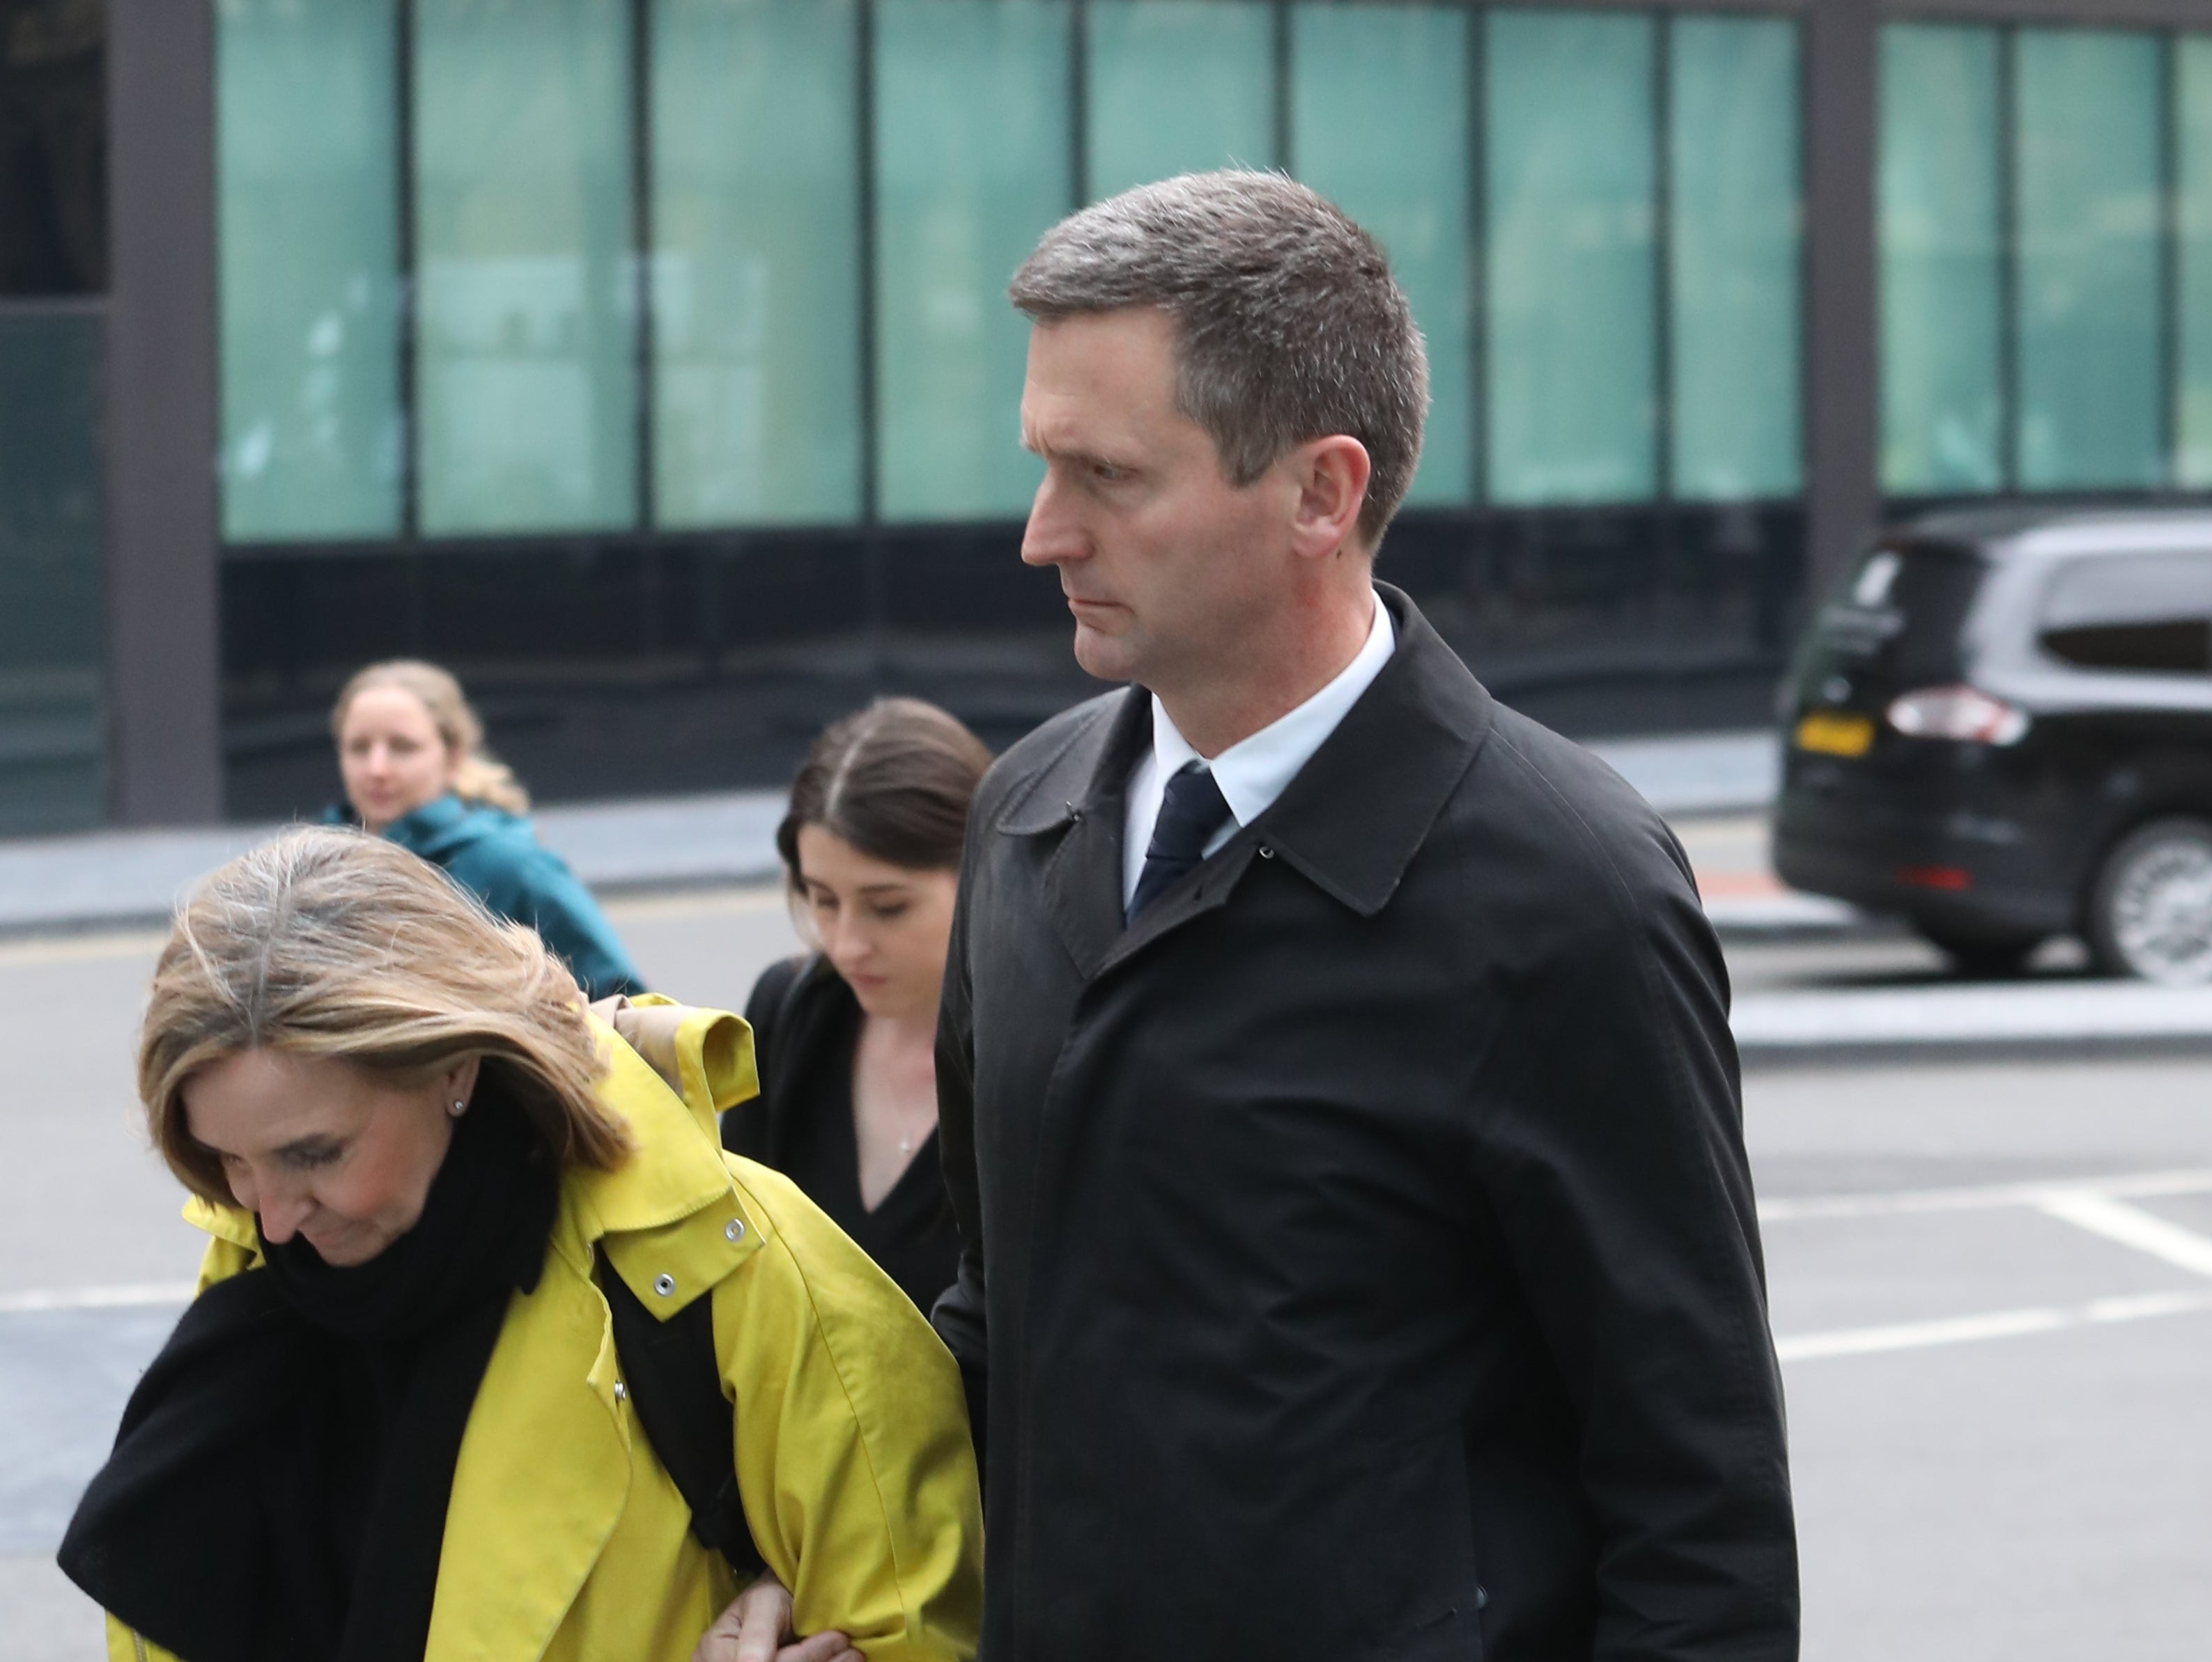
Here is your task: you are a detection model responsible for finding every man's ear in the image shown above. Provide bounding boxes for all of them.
[1287,435,1372,561]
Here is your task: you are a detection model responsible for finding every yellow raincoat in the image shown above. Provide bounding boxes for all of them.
[106,1000,982,1662]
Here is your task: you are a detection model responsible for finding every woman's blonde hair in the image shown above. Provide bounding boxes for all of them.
[331,659,530,816]
[141,827,630,1205]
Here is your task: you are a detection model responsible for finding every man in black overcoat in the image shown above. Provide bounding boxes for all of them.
[931,170,1797,1662]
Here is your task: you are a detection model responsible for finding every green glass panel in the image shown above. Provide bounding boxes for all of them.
[2016,29,2163,490]
[1087,1,1273,201]
[0,313,104,833]
[651,0,860,527]
[1291,3,1472,509]
[1877,24,2002,494]
[875,0,1070,522]
[215,0,402,541]
[2179,37,2212,487]
[1485,10,1656,505]
[415,0,637,535]
[1669,15,1801,502]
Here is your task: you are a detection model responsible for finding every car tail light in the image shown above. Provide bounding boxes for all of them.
[1896,864,1974,891]
[1885,685,2029,746]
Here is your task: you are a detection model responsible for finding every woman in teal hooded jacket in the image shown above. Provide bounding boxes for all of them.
[328,660,645,1000]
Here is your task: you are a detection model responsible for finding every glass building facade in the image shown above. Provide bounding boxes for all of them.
[11,1,2212,827]
[1879,20,2212,498]
[206,0,1812,812]
[215,0,1807,543]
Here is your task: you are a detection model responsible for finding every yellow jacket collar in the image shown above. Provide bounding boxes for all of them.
[577,1007,752,1229]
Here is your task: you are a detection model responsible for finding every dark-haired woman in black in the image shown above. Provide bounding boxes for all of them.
[722,698,989,1317]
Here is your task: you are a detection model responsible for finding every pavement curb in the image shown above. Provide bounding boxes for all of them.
[0,791,791,940]
[1732,980,2212,1064]
[1703,899,1891,943]
[1735,1030,2212,1067]
[0,731,1793,938]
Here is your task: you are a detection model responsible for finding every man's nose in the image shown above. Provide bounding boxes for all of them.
[1020,472,1085,568]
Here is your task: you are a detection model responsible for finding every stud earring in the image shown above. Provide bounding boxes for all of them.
[449,1098,468,1118]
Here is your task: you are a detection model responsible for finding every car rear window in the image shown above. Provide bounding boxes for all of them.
[2036,552,2212,674]
[1803,539,1986,688]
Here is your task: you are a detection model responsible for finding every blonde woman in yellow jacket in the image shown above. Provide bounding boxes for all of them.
[59,828,980,1662]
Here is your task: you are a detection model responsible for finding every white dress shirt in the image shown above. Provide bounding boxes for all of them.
[1122,591,1398,907]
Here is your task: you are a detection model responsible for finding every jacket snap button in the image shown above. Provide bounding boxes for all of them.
[1259,845,1275,859]
[724,1218,745,1243]
[652,1273,676,1297]
[612,1381,628,1402]
[1474,1585,1489,1610]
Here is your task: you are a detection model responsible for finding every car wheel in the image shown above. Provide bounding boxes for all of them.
[2087,816,2212,984]
[1913,921,2042,979]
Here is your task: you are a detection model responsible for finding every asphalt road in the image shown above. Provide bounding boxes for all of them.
[3,891,2209,1660]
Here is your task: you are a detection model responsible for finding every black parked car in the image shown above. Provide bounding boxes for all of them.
[1774,507,2212,983]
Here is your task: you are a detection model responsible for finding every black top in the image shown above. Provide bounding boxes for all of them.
[932,584,1796,1661]
[722,955,961,1317]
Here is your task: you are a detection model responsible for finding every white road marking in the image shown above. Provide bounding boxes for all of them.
[1777,1287,2212,1362]
[1767,1169,2212,1360]
[1759,1167,2212,1223]
[0,1282,194,1316]
[2034,1193,2212,1278]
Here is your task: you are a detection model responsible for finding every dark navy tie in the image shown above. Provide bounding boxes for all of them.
[1128,761,1234,922]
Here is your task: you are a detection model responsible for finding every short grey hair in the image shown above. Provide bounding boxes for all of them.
[1010,169,1428,549]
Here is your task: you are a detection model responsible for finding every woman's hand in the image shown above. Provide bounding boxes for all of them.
[692,1571,860,1662]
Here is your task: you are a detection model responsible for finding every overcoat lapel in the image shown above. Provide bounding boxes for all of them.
[1096,832,1257,976]
[1002,687,1151,981]
[1003,588,1494,980]
[1242,589,1493,917]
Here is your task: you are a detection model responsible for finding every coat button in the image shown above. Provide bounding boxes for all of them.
[612,1381,628,1402]
[724,1218,745,1243]
[1259,845,1275,859]
[1474,1585,1488,1610]
[652,1273,676,1297]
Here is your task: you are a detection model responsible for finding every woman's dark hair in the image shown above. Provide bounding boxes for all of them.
[777,698,993,885]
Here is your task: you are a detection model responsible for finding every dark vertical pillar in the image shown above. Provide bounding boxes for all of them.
[1804,0,1880,605]
[105,0,222,824]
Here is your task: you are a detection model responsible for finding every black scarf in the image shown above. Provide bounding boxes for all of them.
[59,1084,559,1662]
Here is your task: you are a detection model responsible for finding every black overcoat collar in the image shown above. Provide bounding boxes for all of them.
[996,584,1494,974]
